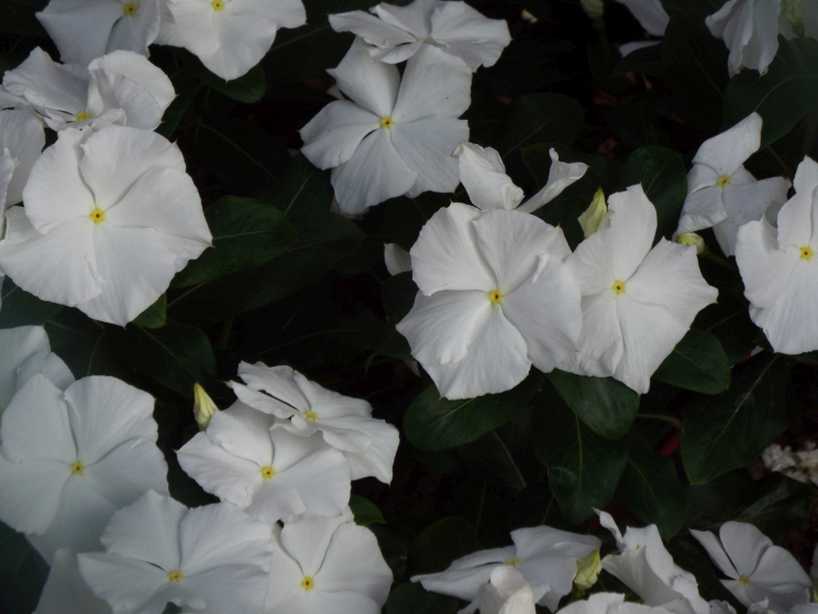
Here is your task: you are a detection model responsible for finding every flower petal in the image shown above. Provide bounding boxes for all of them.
[392,44,471,122]
[0,109,46,205]
[518,149,588,214]
[430,1,511,70]
[0,456,68,535]
[391,117,467,195]
[78,553,170,613]
[714,176,790,256]
[300,100,379,170]
[36,0,123,66]
[280,513,352,576]
[328,38,400,117]
[456,143,523,211]
[34,549,110,614]
[692,113,762,175]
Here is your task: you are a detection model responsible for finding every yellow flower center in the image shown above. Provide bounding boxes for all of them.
[715,175,732,189]
[89,207,106,224]
[487,289,504,305]
[167,569,185,583]
[74,111,93,122]
[738,575,751,586]
[611,279,626,296]
[122,2,138,16]
[260,465,277,480]
[300,575,315,591]
[379,116,394,129]
[800,245,814,261]
[503,557,521,567]
[211,0,225,11]
[304,409,319,423]
[69,460,85,476]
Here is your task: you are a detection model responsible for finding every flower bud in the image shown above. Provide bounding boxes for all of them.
[578,188,608,238]
[193,383,218,430]
[574,549,601,591]
[580,0,604,20]
[676,232,706,255]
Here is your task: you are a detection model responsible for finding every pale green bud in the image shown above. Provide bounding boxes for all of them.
[193,383,218,430]
[574,549,602,591]
[676,232,706,255]
[579,188,608,238]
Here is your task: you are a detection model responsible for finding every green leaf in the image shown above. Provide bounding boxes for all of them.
[547,370,640,440]
[655,329,730,394]
[682,355,791,484]
[174,197,296,287]
[404,381,536,451]
[725,38,818,147]
[0,280,63,328]
[350,495,386,527]
[545,415,628,523]
[0,522,47,614]
[199,63,266,103]
[409,516,476,574]
[619,444,688,538]
[385,582,459,614]
[134,295,167,329]
[621,146,687,241]
[502,93,584,154]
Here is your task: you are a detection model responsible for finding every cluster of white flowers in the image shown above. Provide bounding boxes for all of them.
[300,0,512,215]
[415,512,817,614]
[0,325,397,613]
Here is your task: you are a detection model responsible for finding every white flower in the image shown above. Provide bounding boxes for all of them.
[0,125,212,326]
[690,521,812,612]
[177,401,351,524]
[36,0,161,67]
[329,0,511,70]
[229,362,400,483]
[706,0,782,76]
[265,511,393,614]
[614,0,669,56]
[735,156,818,354]
[160,0,306,80]
[413,525,601,611]
[0,108,45,206]
[456,142,588,214]
[1,48,175,132]
[566,185,717,394]
[300,39,471,215]
[79,490,273,614]
[0,374,168,562]
[462,566,537,614]
[397,203,582,399]
[599,512,710,614]
[676,113,791,257]
[0,325,73,412]
[384,242,412,275]
[34,549,110,614]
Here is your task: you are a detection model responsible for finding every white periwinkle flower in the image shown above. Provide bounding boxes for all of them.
[735,156,818,354]
[567,185,717,394]
[265,512,393,614]
[34,549,110,614]
[177,401,351,523]
[706,0,782,76]
[397,203,582,399]
[79,490,273,614]
[159,0,306,80]
[1,48,175,132]
[413,525,601,611]
[0,374,168,561]
[676,113,790,257]
[463,566,537,614]
[0,325,73,412]
[37,0,161,67]
[599,512,710,614]
[691,521,812,612]
[229,362,400,483]
[560,592,680,614]
[300,39,471,215]
[329,0,511,70]
[0,125,212,326]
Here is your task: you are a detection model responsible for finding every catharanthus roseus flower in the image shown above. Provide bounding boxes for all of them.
[34,549,110,614]
[36,0,161,67]
[706,0,783,76]
[0,374,168,561]
[413,525,601,611]
[79,490,273,614]
[300,39,471,215]
[735,156,818,354]
[159,0,306,80]
[676,113,790,257]
[330,0,511,70]
[265,512,393,614]
[690,521,812,612]
[567,185,718,394]
[462,566,537,614]
[0,48,175,132]
[177,401,351,523]
[559,592,680,614]
[229,362,400,483]
[0,125,212,326]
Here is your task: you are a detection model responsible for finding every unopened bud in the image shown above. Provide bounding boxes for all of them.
[676,232,705,255]
[574,549,601,591]
[193,383,218,430]
[579,188,608,238]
